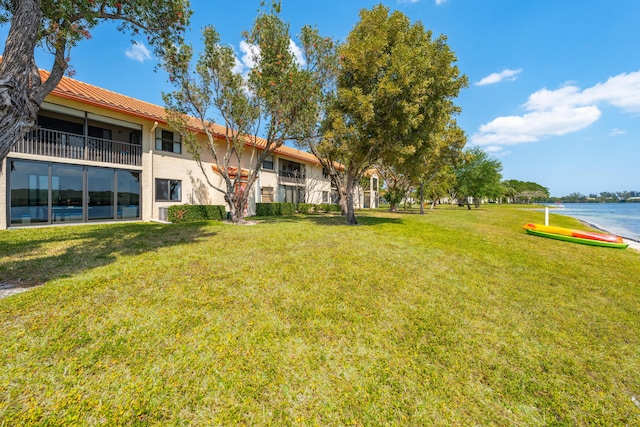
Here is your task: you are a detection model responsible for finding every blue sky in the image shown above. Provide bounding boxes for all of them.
[3,0,640,196]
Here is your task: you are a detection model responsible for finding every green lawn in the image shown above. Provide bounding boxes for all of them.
[1,206,639,426]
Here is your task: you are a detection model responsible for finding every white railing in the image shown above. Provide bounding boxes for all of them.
[13,128,142,166]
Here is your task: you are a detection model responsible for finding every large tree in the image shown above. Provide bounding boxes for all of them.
[163,2,329,223]
[502,179,549,204]
[414,122,466,214]
[0,0,190,165]
[313,4,467,224]
[454,146,503,209]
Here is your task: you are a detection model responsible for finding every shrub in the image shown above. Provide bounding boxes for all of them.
[255,203,296,216]
[318,203,341,213]
[256,203,275,216]
[275,203,296,216]
[168,205,226,223]
[297,203,314,214]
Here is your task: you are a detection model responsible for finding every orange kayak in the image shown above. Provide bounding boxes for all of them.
[523,223,623,244]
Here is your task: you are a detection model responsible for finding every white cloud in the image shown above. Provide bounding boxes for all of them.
[473,106,601,146]
[289,39,306,67]
[435,0,447,5]
[234,39,305,73]
[239,41,260,70]
[398,0,421,3]
[475,68,522,86]
[232,56,245,75]
[472,70,640,149]
[609,128,626,136]
[125,42,152,63]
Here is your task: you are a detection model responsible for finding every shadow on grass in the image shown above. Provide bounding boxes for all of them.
[252,212,404,227]
[0,222,216,286]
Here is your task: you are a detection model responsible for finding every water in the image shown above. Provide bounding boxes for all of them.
[548,203,640,242]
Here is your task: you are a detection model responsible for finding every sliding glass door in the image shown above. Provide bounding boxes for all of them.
[9,161,49,225]
[88,168,114,221]
[8,160,140,226]
[52,164,84,223]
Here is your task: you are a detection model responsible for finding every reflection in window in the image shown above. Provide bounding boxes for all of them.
[155,178,181,201]
[9,160,49,225]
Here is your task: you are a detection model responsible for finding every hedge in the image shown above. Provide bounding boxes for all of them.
[297,203,313,214]
[168,205,226,223]
[255,202,296,216]
[255,202,341,216]
[317,203,342,213]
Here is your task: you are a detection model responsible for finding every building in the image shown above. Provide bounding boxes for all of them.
[0,71,378,229]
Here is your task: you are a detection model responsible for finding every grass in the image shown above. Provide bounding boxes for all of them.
[1,206,639,425]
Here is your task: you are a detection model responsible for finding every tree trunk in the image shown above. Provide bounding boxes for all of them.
[0,0,67,167]
[466,196,471,210]
[226,185,248,224]
[338,188,348,216]
[232,197,246,224]
[419,181,425,215]
[345,175,357,225]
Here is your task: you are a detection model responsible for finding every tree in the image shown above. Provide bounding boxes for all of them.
[311,4,467,224]
[423,164,457,209]
[163,1,329,223]
[377,164,412,212]
[502,179,549,203]
[0,0,190,166]
[454,146,503,209]
[414,122,466,214]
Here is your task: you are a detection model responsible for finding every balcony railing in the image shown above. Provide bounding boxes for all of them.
[278,170,306,184]
[12,128,142,166]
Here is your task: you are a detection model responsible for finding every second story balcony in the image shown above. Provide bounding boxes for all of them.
[12,128,142,167]
[278,159,306,185]
[277,169,306,184]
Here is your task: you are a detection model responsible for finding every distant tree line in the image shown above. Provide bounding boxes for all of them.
[547,191,640,203]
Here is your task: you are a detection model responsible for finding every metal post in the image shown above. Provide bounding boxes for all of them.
[545,207,549,226]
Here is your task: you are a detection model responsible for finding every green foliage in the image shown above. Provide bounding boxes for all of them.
[454,146,503,207]
[318,203,341,213]
[163,2,331,223]
[21,0,191,57]
[296,203,313,214]
[502,179,550,203]
[316,4,467,224]
[168,204,225,222]
[255,203,275,216]
[255,202,296,216]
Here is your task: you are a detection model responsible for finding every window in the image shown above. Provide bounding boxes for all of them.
[9,160,141,225]
[155,129,181,154]
[262,155,274,170]
[322,191,330,204]
[372,177,378,190]
[261,186,274,202]
[155,179,182,201]
[283,185,305,204]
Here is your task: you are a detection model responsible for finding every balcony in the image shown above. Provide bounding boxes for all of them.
[12,128,142,167]
[278,169,306,185]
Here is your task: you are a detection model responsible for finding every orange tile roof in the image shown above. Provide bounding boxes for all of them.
[42,69,321,165]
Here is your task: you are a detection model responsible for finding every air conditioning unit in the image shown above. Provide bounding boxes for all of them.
[158,207,168,221]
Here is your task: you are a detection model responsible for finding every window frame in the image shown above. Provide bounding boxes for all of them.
[155,178,182,202]
[262,155,274,170]
[155,129,182,154]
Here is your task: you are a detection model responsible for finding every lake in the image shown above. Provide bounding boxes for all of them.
[548,203,640,242]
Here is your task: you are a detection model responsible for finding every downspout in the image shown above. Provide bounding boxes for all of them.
[150,122,158,220]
